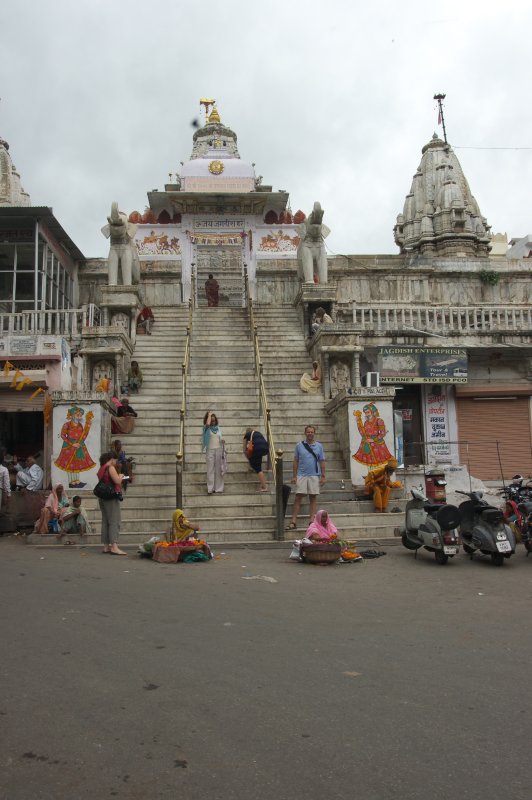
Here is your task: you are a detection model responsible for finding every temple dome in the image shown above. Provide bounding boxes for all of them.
[0,136,31,207]
[180,107,257,192]
[394,133,491,257]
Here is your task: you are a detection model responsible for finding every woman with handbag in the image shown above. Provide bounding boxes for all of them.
[243,428,269,492]
[202,411,225,495]
[96,452,127,555]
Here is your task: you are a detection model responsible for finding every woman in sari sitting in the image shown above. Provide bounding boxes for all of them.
[33,484,69,534]
[300,361,321,394]
[170,509,200,542]
[169,509,212,558]
[306,509,338,542]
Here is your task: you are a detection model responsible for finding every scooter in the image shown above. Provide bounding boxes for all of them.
[457,490,516,566]
[401,488,461,565]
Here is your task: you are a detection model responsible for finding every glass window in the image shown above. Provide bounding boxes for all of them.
[0,272,14,301]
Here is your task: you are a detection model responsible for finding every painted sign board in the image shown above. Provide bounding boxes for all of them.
[378,347,468,384]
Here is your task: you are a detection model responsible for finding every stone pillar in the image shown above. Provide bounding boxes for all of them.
[322,352,331,400]
[351,352,361,389]
[114,353,121,395]
[130,305,137,346]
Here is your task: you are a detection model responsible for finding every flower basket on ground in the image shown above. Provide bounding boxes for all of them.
[300,542,342,564]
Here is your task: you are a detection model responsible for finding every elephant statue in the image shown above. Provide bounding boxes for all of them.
[296,201,331,284]
[101,202,141,286]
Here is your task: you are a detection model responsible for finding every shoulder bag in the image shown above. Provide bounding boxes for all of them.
[245,431,254,458]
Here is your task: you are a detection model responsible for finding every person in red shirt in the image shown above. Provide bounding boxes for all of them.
[137,306,154,335]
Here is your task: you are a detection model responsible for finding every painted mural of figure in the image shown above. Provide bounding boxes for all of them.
[352,403,394,466]
[54,406,96,488]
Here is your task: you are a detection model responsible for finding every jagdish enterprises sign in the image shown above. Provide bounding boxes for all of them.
[378,347,468,384]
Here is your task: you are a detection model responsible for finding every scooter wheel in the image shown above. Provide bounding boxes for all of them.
[434,551,449,565]
[490,553,505,567]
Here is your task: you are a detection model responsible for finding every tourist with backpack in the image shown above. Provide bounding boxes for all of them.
[286,425,326,530]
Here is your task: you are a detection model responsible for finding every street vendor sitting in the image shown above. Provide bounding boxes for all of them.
[306,509,338,542]
[364,457,402,513]
[170,508,201,542]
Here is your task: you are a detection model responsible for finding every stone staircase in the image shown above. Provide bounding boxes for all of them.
[182,305,276,542]
[83,306,189,541]
[67,300,403,549]
[254,304,405,539]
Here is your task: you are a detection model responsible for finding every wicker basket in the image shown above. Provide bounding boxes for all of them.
[301,543,342,564]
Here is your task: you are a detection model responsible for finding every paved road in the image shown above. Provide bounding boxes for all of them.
[1,537,531,800]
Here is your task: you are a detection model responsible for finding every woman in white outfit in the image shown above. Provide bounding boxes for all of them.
[202,410,224,494]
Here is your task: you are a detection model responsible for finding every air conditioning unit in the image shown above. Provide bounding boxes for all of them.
[365,372,380,387]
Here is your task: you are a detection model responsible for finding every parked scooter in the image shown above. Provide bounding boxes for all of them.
[457,490,516,566]
[401,488,461,565]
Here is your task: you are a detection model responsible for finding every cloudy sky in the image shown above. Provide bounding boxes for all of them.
[2,0,531,259]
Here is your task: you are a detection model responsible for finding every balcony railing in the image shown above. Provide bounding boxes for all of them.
[0,304,101,337]
[352,305,532,334]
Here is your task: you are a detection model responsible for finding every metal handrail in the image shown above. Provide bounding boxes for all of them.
[176,269,196,507]
[243,267,285,540]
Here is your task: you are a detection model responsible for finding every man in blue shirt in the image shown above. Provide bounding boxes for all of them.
[286,425,326,529]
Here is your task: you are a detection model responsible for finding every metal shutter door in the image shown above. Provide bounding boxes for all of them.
[456,397,532,480]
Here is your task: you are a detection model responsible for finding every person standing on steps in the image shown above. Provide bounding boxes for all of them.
[205,273,219,307]
[202,411,224,494]
[286,425,326,530]
[243,428,269,492]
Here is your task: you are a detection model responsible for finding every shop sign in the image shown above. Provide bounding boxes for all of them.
[424,387,452,459]
[378,347,467,384]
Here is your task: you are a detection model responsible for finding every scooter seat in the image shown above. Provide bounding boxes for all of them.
[480,507,503,525]
[435,504,461,531]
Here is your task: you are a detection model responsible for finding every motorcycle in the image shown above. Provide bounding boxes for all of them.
[518,499,532,555]
[457,490,516,566]
[500,475,532,543]
[401,488,461,565]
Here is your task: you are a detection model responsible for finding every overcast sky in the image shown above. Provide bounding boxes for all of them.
[2,0,531,259]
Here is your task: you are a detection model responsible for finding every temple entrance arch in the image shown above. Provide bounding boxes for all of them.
[195,246,244,307]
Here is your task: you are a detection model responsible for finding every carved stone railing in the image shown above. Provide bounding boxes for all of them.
[0,309,82,336]
[0,304,102,337]
[352,305,532,335]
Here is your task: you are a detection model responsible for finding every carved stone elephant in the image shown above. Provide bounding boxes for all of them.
[296,201,331,284]
[101,202,140,286]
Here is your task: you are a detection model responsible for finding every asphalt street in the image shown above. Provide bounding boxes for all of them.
[1,537,531,800]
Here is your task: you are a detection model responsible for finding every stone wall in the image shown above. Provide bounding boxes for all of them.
[79,259,182,307]
[255,254,531,310]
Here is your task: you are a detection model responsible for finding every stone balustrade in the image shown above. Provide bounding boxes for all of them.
[352,304,532,335]
[0,304,101,337]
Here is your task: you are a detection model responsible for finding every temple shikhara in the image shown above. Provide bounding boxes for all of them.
[0,100,531,542]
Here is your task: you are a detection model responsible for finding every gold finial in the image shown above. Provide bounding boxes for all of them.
[199,97,216,124]
[208,106,221,124]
